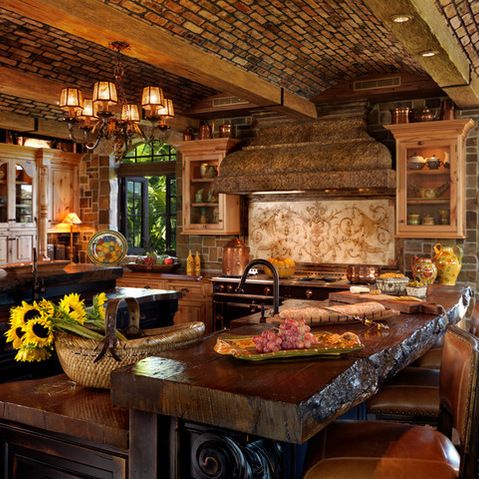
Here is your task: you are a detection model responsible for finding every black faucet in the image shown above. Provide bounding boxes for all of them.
[236,259,280,316]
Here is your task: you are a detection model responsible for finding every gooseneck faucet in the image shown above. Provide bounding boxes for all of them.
[236,259,280,316]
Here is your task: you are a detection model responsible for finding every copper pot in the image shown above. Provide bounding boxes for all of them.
[222,238,250,276]
[346,265,380,284]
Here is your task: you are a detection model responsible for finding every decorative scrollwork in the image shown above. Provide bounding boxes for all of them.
[190,431,283,479]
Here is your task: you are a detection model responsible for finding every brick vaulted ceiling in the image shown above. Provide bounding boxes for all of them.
[0,1,478,124]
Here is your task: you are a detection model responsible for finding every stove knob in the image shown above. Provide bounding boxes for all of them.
[264,287,271,296]
[226,284,234,293]
[305,289,313,299]
[218,284,225,292]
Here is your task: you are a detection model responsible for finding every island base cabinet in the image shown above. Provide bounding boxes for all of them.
[0,422,128,479]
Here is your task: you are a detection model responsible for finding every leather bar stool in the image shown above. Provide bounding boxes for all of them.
[367,303,479,424]
[412,292,476,369]
[302,326,479,479]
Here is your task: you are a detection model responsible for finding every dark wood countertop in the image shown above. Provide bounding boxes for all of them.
[0,263,123,292]
[111,286,472,444]
[0,374,128,451]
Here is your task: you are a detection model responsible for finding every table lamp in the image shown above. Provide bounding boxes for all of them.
[63,212,82,262]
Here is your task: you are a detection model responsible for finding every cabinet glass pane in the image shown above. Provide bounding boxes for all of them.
[15,163,33,223]
[405,146,451,227]
[0,163,7,223]
[190,160,219,226]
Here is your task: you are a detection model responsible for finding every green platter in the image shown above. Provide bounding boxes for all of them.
[214,332,363,362]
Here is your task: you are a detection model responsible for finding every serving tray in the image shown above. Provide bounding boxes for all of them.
[214,332,363,361]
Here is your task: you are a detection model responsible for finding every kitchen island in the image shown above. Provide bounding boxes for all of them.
[110,285,472,479]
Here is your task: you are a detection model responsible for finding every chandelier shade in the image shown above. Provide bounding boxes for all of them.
[59,87,84,118]
[121,104,141,122]
[141,86,165,110]
[60,41,175,160]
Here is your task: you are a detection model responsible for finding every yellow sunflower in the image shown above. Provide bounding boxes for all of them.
[5,323,26,349]
[15,346,52,362]
[23,317,54,348]
[96,292,107,306]
[59,293,86,324]
[93,292,107,319]
[10,301,43,325]
[38,299,55,317]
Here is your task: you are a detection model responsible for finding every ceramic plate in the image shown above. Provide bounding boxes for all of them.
[87,230,128,265]
[214,332,363,361]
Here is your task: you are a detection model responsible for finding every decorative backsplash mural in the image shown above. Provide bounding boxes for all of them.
[248,199,395,265]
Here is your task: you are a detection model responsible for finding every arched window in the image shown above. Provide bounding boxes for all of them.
[118,140,176,255]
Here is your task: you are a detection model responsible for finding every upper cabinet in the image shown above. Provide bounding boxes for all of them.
[0,144,36,228]
[386,119,475,239]
[176,138,241,235]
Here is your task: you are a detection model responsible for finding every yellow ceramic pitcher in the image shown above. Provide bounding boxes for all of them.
[433,242,463,286]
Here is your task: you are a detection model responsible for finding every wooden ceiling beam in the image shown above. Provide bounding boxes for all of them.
[0,67,196,134]
[363,0,479,107]
[2,0,317,120]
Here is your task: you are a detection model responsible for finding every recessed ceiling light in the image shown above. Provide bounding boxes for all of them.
[391,14,412,23]
[420,50,439,57]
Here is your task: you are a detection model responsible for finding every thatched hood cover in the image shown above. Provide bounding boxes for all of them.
[213,119,395,194]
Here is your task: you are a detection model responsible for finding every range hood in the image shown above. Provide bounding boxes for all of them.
[213,118,395,195]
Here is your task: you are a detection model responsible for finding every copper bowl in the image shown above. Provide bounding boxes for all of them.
[346,265,380,284]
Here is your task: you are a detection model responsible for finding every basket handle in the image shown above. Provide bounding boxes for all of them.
[94,297,140,363]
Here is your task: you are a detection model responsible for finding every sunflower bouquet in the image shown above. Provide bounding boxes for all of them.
[4,292,116,362]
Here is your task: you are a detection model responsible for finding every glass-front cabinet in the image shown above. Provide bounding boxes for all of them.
[387,119,475,238]
[0,144,37,264]
[0,159,36,227]
[176,138,240,235]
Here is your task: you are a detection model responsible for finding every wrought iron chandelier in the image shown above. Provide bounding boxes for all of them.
[58,41,175,158]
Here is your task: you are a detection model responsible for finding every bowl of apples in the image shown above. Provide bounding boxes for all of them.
[127,253,181,273]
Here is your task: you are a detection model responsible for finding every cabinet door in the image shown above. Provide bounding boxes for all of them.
[177,138,240,235]
[14,160,35,227]
[175,299,205,324]
[11,230,35,263]
[0,234,8,264]
[0,162,9,225]
[50,163,78,225]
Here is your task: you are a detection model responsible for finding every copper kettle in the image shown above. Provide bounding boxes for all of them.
[222,238,250,276]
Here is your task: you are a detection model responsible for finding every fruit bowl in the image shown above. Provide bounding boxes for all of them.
[264,257,296,278]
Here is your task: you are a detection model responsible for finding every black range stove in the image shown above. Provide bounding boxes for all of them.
[211,272,349,330]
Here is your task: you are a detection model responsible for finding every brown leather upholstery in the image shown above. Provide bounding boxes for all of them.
[412,343,443,369]
[303,420,459,479]
[367,367,439,420]
[303,326,479,479]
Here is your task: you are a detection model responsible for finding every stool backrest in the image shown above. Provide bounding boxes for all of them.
[439,325,479,479]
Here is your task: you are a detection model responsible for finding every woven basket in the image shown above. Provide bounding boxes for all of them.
[55,297,205,389]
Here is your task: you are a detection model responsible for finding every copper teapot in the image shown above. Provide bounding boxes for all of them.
[222,238,250,276]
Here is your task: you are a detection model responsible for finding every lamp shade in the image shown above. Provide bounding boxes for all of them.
[63,212,82,225]
[79,99,98,119]
[93,81,118,105]
[59,88,84,117]
[141,86,165,110]
[157,98,175,118]
[121,104,141,122]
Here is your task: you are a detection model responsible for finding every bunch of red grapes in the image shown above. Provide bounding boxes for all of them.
[252,318,318,353]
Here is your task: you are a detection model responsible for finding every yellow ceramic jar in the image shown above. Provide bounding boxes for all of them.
[433,243,463,286]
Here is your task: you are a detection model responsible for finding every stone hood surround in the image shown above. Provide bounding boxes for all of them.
[212,118,395,194]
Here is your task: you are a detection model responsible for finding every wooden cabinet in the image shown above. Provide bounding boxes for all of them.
[176,138,240,235]
[117,272,213,333]
[42,149,80,226]
[387,119,475,238]
[0,144,37,264]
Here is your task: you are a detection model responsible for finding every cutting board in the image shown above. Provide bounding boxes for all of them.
[328,291,442,315]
